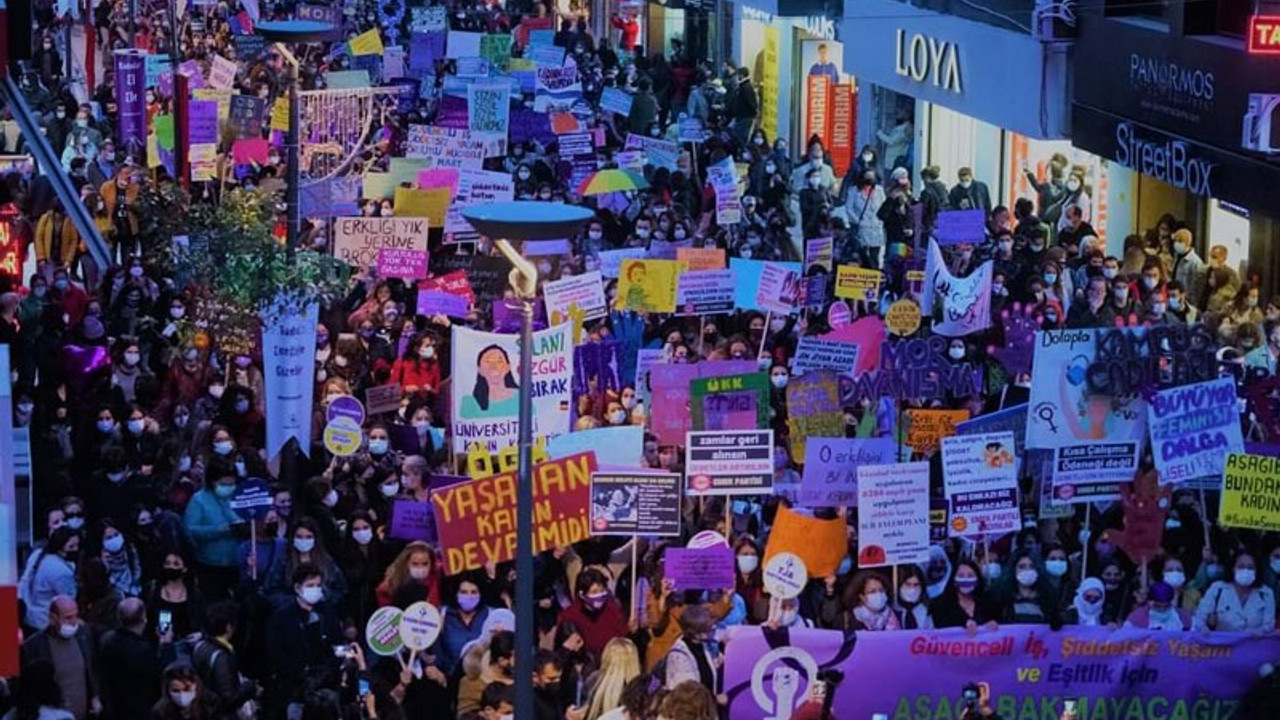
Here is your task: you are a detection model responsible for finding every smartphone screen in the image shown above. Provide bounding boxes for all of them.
[358,678,370,697]
[158,610,173,632]
[1064,700,1078,714]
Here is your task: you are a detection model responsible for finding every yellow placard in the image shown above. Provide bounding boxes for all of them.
[834,265,882,301]
[349,28,385,57]
[905,409,970,456]
[270,97,289,132]
[393,186,450,226]
[1221,453,1280,532]
[616,259,680,314]
[146,134,161,168]
[189,143,218,182]
[885,299,922,336]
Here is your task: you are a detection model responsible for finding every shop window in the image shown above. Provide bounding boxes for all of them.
[1184,0,1253,38]
[1105,0,1167,20]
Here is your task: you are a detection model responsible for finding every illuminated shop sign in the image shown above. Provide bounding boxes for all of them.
[1248,15,1280,55]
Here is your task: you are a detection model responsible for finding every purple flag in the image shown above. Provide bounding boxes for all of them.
[113,50,148,152]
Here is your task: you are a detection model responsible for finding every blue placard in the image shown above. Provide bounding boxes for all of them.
[230,478,274,520]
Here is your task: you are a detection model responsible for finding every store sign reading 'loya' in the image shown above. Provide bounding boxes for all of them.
[1114,122,1215,196]
[894,29,961,93]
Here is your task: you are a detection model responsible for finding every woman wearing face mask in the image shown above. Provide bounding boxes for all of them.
[1063,577,1110,627]
[892,565,933,629]
[109,340,152,405]
[182,472,246,601]
[94,520,142,598]
[144,551,206,639]
[215,386,264,453]
[733,537,767,623]
[1041,544,1076,612]
[1154,556,1199,613]
[439,578,493,677]
[157,346,213,425]
[1195,551,1276,631]
[558,568,628,663]
[120,403,162,469]
[264,517,348,612]
[1124,581,1192,631]
[151,663,215,720]
[931,559,999,632]
[390,332,442,394]
[1096,558,1136,624]
[339,511,385,625]
[19,527,81,632]
[999,552,1061,628]
[842,571,900,631]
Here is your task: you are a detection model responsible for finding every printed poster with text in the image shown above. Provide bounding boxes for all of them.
[685,430,774,497]
[449,322,573,453]
[1147,377,1243,485]
[856,461,930,566]
[1027,329,1146,489]
[941,431,1020,538]
[1220,454,1280,532]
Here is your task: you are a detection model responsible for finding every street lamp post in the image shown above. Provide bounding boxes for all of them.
[253,21,340,251]
[462,202,594,719]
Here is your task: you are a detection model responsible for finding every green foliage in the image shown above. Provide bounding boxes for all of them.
[170,189,350,349]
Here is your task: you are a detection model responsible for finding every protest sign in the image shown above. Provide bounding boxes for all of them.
[685,430,774,496]
[676,247,726,271]
[934,209,986,245]
[724,626,1280,720]
[405,125,504,167]
[1220,453,1280,532]
[674,269,735,316]
[784,371,843,464]
[690,373,770,432]
[762,552,808,600]
[377,248,428,280]
[941,431,1020,537]
[323,417,362,457]
[479,34,513,70]
[599,86,633,116]
[755,262,802,314]
[543,271,607,323]
[762,505,846,578]
[597,248,647,279]
[207,55,237,90]
[528,44,565,67]
[349,28,384,56]
[326,395,365,426]
[800,437,897,507]
[1027,329,1146,486]
[834,265,882,302]
[449,323,573,453]
[444,169,515,238]
[186,99,219,144]
[333,217,428,270]
[792,336,860,375]
[388,499,437,542]
[665,547,735,591]
[429,255,511,305]
[616,259,679,313]
[922,239,992,337]
[230,478,273,520]
[431,452,597,574]
[729,259,801,312]
[590,473,682,536]
[624,133,680,171]
[857,461,931,566]
[805,237,834,272]
[1147,377,1244,484]
[677,117,705,143]
[904,408,970,456]
[534,65,582,112]
[393,187,449,226]
[228,95,265,139]
[548,426,644,469]
[399,602,442,651]
[364,607,403,656]
[326,70,370,89]
[365,384,402,416]
[297,3,340,24]
[844,335,979,405]
[467,84,510,135]
[262,302,318,458]
[649,360,758,446]
[885,299,922,336]
[231,138,269,165]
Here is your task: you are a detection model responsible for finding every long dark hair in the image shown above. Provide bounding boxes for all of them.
[472,344,518,411]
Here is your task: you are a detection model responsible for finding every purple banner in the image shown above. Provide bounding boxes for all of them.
[187,99,220,144]
[491,297,547,333]
[409,30,447,72]
[113,51,148,152]
[436,94,469,129]
[664,547,734,591]
[389,498,437,542]
[725,626,1280,720]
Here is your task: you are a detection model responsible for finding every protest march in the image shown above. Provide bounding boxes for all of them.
[3,2,1280,720]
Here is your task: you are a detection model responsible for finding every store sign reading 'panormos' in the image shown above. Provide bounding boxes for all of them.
[1115,122,1214,196]
[894,29,961,93]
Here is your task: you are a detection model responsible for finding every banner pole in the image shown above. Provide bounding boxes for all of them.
[1198,485,1211,549]
[630,536,639,624]
[756,311,772,363]
[250,520,258,580]
[1082,504,1092,576]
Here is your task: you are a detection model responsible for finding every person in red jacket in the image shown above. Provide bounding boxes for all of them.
[556,567,629,663]
[389,332,443,394]
[611,12,639,53]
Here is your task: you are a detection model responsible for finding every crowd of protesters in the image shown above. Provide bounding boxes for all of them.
[3,1,1280,720]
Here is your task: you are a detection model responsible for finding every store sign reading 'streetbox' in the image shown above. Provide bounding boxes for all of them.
[894,29,962,93]
[1115,122,1215,196]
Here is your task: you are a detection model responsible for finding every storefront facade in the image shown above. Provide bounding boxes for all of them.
[1072,5,1280,290]
[838,0,1082,225]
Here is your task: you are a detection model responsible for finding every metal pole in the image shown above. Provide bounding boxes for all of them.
[286,69,301,252]
[515,290,536,719]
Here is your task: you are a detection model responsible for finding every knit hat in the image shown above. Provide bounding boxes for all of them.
[1150,581,1175,603]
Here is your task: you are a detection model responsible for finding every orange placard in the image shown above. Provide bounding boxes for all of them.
[550,112,581,135]
[763,505,847,578]
[676,247,726,271]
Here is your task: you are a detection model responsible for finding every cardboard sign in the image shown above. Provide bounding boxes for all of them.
[785,370,844,464]
[941,431,1021,538]
[1220,454,1280,532]
[388,498,437,542]
[690,373,770,432]
[365,384,403,416]
[800,437,898,507]
[857,462,931,566]
[885,299,922,336]
[589,472,682,536]
[905,409,970,456]
[229,478,273,520]
[684,430,774,497]
[935,209,987,246]
[675,269,736,316]
[378,248,429,279]
[543,271,607,323]
[665,547,735,591]
[762,505,846,578]
[762,552,808,600]
[834,266,882,302]
[394,187,449,225]
[333,217,429,270]
[599,86,633,116]
[398,601,442,651]
[365,607,404,656]
[431,452,598,574]
[616,259,680,313]
[793,337,860,375]
[1147,377,1244,484]
[676,247,726,271]
[326,395,366,426]
[323,418,363,456]
[755,262,802,314]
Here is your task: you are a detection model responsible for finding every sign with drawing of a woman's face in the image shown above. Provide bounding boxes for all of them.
[450,323,574,454]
